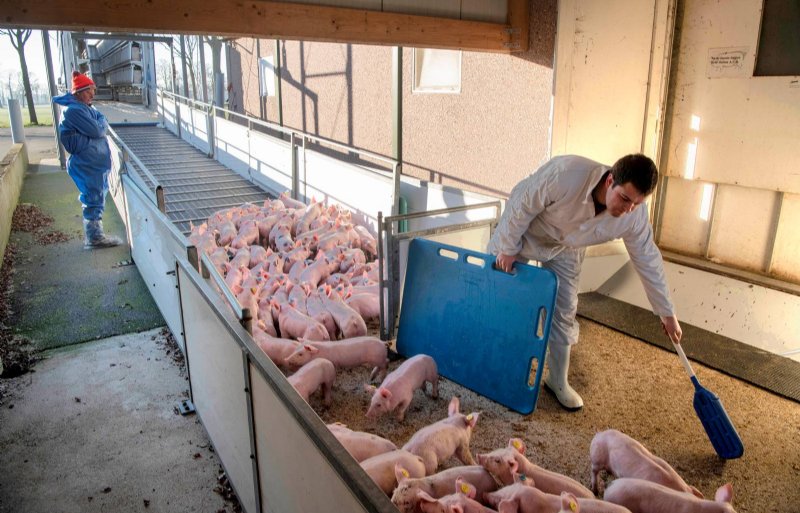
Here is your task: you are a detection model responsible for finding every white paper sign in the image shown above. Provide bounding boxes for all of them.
[707,47,750,78]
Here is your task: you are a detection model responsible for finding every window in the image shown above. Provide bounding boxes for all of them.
[412,48,462,94]
[754,0,800,76]
[259,56,276,97]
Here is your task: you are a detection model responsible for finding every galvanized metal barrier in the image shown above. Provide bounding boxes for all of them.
[378,201,502,340]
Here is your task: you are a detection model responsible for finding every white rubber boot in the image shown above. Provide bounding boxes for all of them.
[544,343,583,411]
[83,219,123,249]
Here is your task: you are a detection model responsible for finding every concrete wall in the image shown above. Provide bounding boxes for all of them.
[0,144,28,266]
[229,0,557,199]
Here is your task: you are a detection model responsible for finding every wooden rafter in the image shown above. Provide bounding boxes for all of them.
[0,0,530,53]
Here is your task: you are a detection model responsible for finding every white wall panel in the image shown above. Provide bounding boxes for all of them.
[658,178,711,255]
[598,261,800,361]
[768,193,800,283]
[552,0,663,164]
[248,132,293,195]
[179,267,257,513]
[161,96,178,135]
[663,0,800,192]
[250,364,380,513]
[124,176,186,351]
[301,149,395,233]
[215,117,251,177]
[708,185,777,272]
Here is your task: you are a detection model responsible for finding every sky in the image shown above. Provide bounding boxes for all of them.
[0,30,53,88]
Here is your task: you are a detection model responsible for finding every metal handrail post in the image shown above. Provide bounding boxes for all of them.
[290,132,298,200]
[207,103,215,158]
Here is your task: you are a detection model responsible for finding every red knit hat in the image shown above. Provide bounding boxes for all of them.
[71,71,95,93]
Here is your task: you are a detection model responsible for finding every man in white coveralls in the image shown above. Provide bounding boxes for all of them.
[489,153,682,411]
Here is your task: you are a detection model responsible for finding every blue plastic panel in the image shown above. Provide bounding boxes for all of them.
[396,239,557,414]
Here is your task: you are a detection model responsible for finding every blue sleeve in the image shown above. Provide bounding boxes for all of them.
[63,105,107,139]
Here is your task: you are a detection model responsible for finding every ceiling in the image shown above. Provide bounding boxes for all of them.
[0,0,530,53]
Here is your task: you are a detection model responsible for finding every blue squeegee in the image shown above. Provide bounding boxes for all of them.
[673,340,744,459]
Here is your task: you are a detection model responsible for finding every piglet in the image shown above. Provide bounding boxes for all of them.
[484,474,630,513]
[252,326,298,368]
[284,337,388,380]
[590,429,703,497]
[402,396,479,475]
[272,301,330,341]
[366,354,439,421]
[286,358,336,406]
[416,478,498,513]
[603,478,736,513]
[326,423,397,463]
[392,465,497,513]
[360,450,427,495]
[477,438,594,499]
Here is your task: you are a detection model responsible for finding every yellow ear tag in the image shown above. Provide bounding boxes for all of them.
[460,483,470,494]
[512,440,523,450]
[401,469,409,478]
[570,500,578,512]
[466,414,473,422]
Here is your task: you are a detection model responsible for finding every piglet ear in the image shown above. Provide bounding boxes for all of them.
[394,464,411,484]
[509,438,526,455]
[561,492,579,513]
[465,412,479,429]
[455,477,476,499]
[415,491,436,504]
[363,384,377,395]
[379,387,392,399]
[715,483,733,503]
[498,500,518,513]
[448,396,460,417]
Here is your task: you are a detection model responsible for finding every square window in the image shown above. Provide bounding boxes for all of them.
[754,0,800,76]
[412,48,462,94]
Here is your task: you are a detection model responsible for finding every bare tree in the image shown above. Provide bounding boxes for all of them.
[0,29,38,124]
[172,35,199,99]
[157,57,173,91]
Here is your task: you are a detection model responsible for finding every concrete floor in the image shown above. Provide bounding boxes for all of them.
[0,117,237,513]
[0,329,229,513]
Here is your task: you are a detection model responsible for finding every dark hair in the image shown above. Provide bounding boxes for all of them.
[610,154,659,196]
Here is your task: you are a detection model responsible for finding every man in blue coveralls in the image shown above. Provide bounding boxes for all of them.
[53,71,123,249]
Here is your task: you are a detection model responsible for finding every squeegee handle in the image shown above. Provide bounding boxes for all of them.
[672,340,696,379]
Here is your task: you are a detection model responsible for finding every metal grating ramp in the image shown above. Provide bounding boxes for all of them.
[113,125,272,234]
[578,292,800,403]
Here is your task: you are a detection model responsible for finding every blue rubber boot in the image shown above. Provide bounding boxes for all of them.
[83,219,123,249]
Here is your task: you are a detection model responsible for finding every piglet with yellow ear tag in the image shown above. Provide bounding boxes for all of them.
[476,438,594,499]
[559,492,580,513]
[485,473,630,513]
[416,477,498,513]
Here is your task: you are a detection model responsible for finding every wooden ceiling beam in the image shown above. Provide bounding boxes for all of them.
[0,0,527,53]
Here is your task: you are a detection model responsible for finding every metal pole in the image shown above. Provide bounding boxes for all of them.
[42,30,66,168]
[198,36,208,103]
[8,99,25,144]
[275,39,283,127]
[180,35,190,98]
[256,39,264,120]
[392,46,403,164]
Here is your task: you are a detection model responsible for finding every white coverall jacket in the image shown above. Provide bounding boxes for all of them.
[487,155,675,347]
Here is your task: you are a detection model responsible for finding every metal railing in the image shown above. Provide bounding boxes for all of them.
[157,89,401,215]
[107,125,165,212]
[377,200,502,340]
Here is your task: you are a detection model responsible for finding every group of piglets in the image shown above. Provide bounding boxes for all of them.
[330,413,737,513]
[188,193,392,403]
